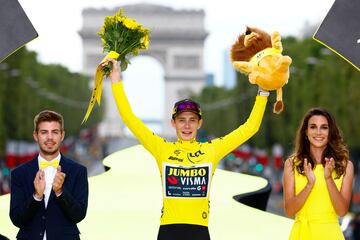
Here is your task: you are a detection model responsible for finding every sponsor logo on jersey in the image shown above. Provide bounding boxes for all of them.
[167,176,178,184]
[168,156,183,162]
[187,150,205,163]
[163,163,212,198]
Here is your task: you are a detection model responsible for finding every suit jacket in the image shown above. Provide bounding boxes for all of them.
[10,154,89,240]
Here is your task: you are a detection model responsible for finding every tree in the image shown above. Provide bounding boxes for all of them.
[0,47,103,159]
[194,36,360,159]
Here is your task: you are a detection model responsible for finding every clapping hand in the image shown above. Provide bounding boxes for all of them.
[34,170,45,199]
[304,158,315,187]
[324,157,335,180]
[53,165,66,196]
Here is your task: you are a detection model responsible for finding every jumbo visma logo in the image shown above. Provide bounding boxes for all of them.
[168,167,207,177]
[164,165,210,198]
[187,150,205,163]
[167,167,207,185]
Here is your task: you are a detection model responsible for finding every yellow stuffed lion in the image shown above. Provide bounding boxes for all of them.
[230,26,292,113]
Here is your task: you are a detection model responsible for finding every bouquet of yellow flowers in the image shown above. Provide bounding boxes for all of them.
[99,8,150,74]
[82,8,150,123]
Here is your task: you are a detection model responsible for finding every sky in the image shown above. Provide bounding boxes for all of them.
[17,0,336,122]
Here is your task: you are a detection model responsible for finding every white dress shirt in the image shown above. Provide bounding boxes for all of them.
[36,153,61,240]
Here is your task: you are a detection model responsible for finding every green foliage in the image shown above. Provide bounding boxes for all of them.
[0,47,103,157]
[193,86,239,137]
[195,37,360,157]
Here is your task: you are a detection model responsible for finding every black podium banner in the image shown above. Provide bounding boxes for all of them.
[313,0,360,71]
[0,0,38,63]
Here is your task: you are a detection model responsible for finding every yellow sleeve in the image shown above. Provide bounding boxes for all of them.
[211,95,268,163]
[111,82,164,158]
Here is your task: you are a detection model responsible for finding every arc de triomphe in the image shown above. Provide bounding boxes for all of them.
[79,4,207,139]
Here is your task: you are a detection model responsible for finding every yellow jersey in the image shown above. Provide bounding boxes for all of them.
[112,82,268,226]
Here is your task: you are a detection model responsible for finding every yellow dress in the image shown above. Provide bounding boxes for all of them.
[289,164,344,240]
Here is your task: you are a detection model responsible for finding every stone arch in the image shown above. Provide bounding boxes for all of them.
[79,3,208,138]
[122,55,165,134]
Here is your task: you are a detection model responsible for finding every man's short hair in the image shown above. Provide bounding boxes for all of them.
[34,110,64,132]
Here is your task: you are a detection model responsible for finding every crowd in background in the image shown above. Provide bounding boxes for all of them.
[0,126,106,195]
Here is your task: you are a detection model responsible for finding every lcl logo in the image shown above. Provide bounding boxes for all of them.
[187,150,205,163]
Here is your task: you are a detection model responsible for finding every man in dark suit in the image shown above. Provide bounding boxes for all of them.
[10,110,88,240]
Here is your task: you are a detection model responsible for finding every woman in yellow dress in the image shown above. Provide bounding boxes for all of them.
[283,108,353,239]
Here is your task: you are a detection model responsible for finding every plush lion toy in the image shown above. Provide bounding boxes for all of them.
[230,26,292,113]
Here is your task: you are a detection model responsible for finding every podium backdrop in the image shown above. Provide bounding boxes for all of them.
[0,0,38,63]
[313,0,360,71]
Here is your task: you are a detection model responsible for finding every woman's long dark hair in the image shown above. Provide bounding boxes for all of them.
[292,108,348,178]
